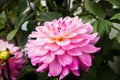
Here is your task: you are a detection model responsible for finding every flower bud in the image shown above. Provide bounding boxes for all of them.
[0,49,10,60]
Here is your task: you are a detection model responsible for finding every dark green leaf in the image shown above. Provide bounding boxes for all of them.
[7,28,18,41]
[7,13,28,41]
[93,20,112,37]
[38,12,62,21]
[0,18,5,29]
[110,13,120,20]
[0,30,8,36]
[37,71,49,80]
[106,0,120,8]
[98,64,116,80]
[85,0,105,19]
[16,0,27,14]
[81,67,97,80]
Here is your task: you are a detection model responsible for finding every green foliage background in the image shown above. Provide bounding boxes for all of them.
[0,0,120,80]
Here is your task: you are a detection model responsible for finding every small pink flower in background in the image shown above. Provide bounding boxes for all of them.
[26,16,100,79]
[0,40,26,80]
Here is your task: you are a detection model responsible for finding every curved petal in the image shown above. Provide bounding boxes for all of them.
[40,52,55,63]
[69,58,79,70]
[28,47,48,57]
[67,48,83,56]
[49,59,62,76]
[65,33,77,38]
[72,39,89,47]
[44,43,60,51]
[62,44,74,50]
[70,36,83,43]
[60,67,69,80]
[80,44,100,53]
[72,70,80,76]
[58,54,72,66]
[79,54,92,67]
[31,57,40,66]
[36,64,48,72]
[54,49,65,55]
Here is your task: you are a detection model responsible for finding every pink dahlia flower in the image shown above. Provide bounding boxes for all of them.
[0,39,25,80]
[26,16,100,79]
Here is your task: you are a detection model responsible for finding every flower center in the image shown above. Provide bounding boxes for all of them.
[58,37,64,41]
[51,37,64,41]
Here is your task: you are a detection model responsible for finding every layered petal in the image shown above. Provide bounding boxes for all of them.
[49,59,62,76]
[58,54,73,66]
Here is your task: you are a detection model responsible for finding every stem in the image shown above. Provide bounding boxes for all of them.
[6,60,11,80]
[2,69,7,80]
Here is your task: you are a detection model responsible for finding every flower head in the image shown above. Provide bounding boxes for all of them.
[0,40,25,80]
[26,16,100,79]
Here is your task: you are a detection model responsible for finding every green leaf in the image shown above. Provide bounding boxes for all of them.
[16,0,27,14]
[106,0,120,8]
[85,0,105,19]
[98,64,116,80]
[110,13,120,20]
[7,29,18,41]
[7,13,28,41]
[93,20,112,37]
[0,30,8,36]
[80,15,92,22]
[117,32,120,43]
[0,18,5,29]
[38,12,62,21]
[37,71,49,80]
[80,67,97,80]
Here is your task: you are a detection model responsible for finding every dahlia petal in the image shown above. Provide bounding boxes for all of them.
[40,53,55,63]
[90,37,99,43]
[79,33,98,40]
[67,48,83,56]
[79,54,92,67]
[70,36,83,43]
[72,70,80,76]
[28,47,48,57]
[62,44,74,50]
[86,22,93,33]
[31,57,40,66]
[74,28,87,34]
[49,59,62,76]
[54,49,65,55]
[65,33,77,38]
[32,39,46,46]
[44,43,60,51]
[60,67,69,80]
[69,58,79,70]
[80,44,100,53]
[72,39,89,47]
[58,54,72,66]
[36,64,48,72]
[56,39,70,46]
